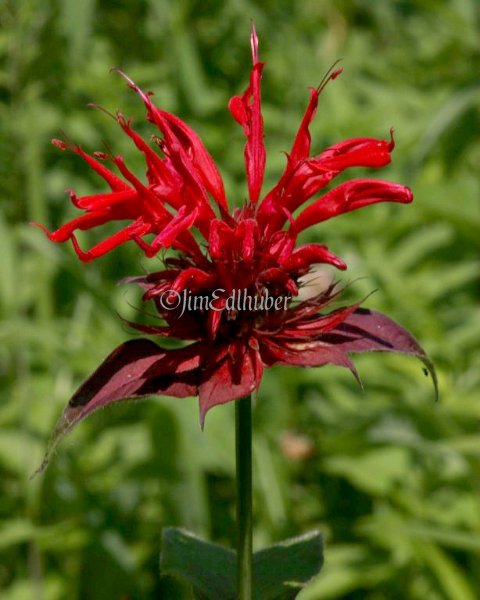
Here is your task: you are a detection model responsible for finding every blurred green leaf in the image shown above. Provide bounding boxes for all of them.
[160,527,323,599]
[160,527,236,599]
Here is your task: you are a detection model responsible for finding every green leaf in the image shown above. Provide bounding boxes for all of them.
[160,528,236,599]
[253,531,324,599]
[160,528,324,600]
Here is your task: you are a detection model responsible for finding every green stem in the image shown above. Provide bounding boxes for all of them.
[236,395,253,599]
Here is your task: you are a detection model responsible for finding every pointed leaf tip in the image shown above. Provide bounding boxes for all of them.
[34,339,203,473]
[330,308,439,401]
[31,411,76,477]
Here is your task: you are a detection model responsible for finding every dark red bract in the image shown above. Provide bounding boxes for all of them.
[35,26,436,473]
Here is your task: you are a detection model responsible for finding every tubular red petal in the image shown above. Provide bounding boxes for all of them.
[238,218,257,262]
[69,219,152,262]
[277,132,395,216]
[289,87,319,166]
[116,112,181,197]
[53,141,129,193]
[207,303,224,340]
[258,65,343,226]
[112,155,170,222]
[208,219,235,260]
[228,25,266,204]
[117,70,227,212]
[32,211,114,243]
[295,179,413,232]
[159,112,228,210]
[284,244,347,271]
[73,189,138,211]
[171,267,215,294]
[146,207,199,254]
[311,133,394,171]
[257,165,337,233]
[267,231,296,263]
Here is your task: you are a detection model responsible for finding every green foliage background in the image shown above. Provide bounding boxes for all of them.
[1,0,479,598]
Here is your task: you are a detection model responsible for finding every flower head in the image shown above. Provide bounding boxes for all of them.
[36,26,408,263]
[35,26,436,472]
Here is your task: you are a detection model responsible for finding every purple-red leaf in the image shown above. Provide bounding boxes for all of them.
[258,307,437,399]
[198,343,261,428]
[326,308,438,398]
[33,339,203,476]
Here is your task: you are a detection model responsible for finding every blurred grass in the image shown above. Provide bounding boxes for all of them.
[1,0,479,598]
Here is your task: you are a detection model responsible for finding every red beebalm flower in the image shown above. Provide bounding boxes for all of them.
[36,26,436,471]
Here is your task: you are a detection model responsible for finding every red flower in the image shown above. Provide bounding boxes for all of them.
[36,26,436,471]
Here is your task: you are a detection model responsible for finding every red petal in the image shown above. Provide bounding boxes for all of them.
[117,70,227,213]
[171,266,215,294]
[117,113,183,202]
[238,218,258,262]
[207,305,223,340]
[285,63,342,168]
[32,211,113,243]
[208,219,235,260]
[295,179,413,232]
[228,24,266,204]
[288,87,320,166]
[69,219,152,262]
[283,243,347,271]
[134,207,199,258]
[53,141,128,193]
[311,132,394,172]
[267,230,297,263]
[73,189,138,211]
[160,111,228,210]
[272,134,395,217]
[258,67,343,229]
[112,155,170,222]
